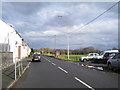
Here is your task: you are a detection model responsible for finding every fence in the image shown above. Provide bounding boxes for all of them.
[1,52,13,69]
[0,44,10,52]
[1,52,30,88]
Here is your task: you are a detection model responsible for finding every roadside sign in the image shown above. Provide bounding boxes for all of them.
[55,50,60,57]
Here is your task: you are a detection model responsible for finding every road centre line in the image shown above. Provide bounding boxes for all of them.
[43,56,93,90]
[58,67,68,74]
[48,60,51,62]
[42,57,51,63]
[51,62,56,66]
[74,77,95,90]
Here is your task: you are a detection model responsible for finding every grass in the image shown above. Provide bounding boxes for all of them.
[60,55,86,61]
[55,57,72,61]
[44,54,86,61]
[61,55,85,57]
[44,54,55,57]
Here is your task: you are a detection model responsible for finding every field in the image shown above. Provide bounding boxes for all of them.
[44,54,86,61]
[60,55,86,61]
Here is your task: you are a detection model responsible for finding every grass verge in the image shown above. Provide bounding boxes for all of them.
[44,54,86,61]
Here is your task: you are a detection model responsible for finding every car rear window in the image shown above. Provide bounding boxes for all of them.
[112,53,120,59]
[104,52,117,57]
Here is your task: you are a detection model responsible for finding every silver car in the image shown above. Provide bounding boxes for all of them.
[107,53,120,70]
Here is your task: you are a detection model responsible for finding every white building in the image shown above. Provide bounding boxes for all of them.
[0,20,31,63]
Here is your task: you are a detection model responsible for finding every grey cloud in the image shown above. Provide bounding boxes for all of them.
[3,2,48,15]
[2,2,118,50]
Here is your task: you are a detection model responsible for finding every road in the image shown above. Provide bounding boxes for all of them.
[12,55,119,89]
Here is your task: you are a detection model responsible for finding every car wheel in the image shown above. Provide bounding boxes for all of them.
[108,63,113,70]
[83,59,87,62]
[81,59,84,62]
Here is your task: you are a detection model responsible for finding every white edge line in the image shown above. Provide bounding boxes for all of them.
[58,67,68,74]
[74,77,95,90]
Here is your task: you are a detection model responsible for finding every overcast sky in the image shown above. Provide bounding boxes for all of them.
[2,2,118,50]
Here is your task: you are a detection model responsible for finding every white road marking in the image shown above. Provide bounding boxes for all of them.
[42,57,51,63]
[58,67,68,74]
[51,62,56,66]
[51,62,56,65]
[81,64,84,66]
[48,60,51,62]
[74,77,95,90]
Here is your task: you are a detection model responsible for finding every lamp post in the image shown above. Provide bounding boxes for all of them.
[54,35,57,57]
[54,35,56,50]
[67,33,70,59]
[57,16,70,59]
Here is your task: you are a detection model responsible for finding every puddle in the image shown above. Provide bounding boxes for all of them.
[70,61,120,74]
[97,67,103,71]
[88,66,103,71]
[80,63,104,71]
[67,61,105,71]
[87,65,94,68]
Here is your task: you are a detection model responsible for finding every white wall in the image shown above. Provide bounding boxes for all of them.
[21,44,31,59]
[0,20,15,44]
[0,20,31,63]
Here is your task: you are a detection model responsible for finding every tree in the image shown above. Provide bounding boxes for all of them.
[30,48,34,55]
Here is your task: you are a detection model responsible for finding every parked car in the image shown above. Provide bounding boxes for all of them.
[32,54,41,62]
[107,53,120,70]
[93,50,119,64]
[80,53,99,62]
[97,50,119,59]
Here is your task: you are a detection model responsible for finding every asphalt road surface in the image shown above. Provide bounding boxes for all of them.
[12,55,120,89]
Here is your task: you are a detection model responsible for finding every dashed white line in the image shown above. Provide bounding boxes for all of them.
[74,77,95,90]
[58,67,68,74]
[51,62,56,66]
[48,60,51,62]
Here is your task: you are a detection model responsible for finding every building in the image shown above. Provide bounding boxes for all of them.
[0,20,31,63]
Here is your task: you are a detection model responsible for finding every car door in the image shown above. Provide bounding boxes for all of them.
[88,53,93,59]
[111,53,120,68]
[94,53,98,58]
[116,53,120,68]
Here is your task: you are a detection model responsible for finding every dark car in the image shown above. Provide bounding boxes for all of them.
[32,54,41,62]
[102,52,118,64]
[107,53,120,70]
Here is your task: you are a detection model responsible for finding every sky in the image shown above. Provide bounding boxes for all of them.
[2,2,118,50]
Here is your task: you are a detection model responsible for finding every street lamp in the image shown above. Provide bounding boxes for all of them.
[57,16,70,59]
[67,33,70,59]
[54,35,57,50]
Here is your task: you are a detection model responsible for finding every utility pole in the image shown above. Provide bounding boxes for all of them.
[54,35,56,50]
[57,15,70,59]
[54,35,57,57]
[47,36,49,55]
[67,33,70,59]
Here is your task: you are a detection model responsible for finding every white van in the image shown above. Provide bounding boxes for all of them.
[97,50,119,59]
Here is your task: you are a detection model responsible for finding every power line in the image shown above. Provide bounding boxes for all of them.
[78,2,119,30]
